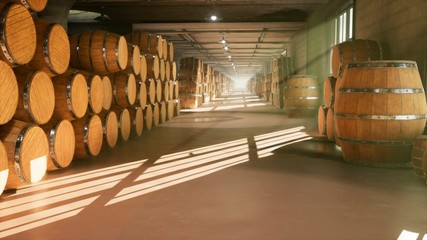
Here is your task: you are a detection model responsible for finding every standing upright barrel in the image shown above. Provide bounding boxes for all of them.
[283,75,320,118]
[331,39,383,78]
[334,61,427,166]
[69,30,128,75]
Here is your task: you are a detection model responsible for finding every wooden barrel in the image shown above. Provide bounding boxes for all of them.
[326,108,336,142]
[29,18,70,76]
[0,3,36,67]
[0,119,48,189]
[146,79,156,105]
[331,39,383,78]
[110,72,137,107]
[165,61,171,81]
[334,61,427,166]
[160,58,166,81]
[125,31,149,53]
[168,42,174,62]
[171,61,177,81]
[317,105,327,135]
[140,54,147,82]
[72,114,103,158]
[155,79,163,103]
[81,72,104,114]
[129,106,143,137]
[323,76,337,108]
[13,67,55,125]
[144,104,153,130]
[174,99,181,116]
[179,80,201,94]
[152,103,160,127]
[52,70,88,120]
[173,80,179,99]
[102,76,113,110]
[138,80,147,110]
[69,30,128,75]
[167,100,175,121]
[411,135,427,177]
[180,93,202,109]
[160,101,167,124]
[0,141,8,196]
[149,34,163,58]
[125,44,141,75]
[98,110,118,148]
[168,80,175,100]
[41,119,75,171]
[145,54,159,80]
[162,38,168,60]
[0,60,18,125]
[111,107,131,142]
[12,0,47,12]
[283,75,320,118]
[162,80,170,102]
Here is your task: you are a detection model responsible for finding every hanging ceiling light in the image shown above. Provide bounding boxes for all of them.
[210,15,218,21]
[224,45,229,51]
[94,5,111,22]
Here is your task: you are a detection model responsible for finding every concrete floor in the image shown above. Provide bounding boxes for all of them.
[1,91,427,240]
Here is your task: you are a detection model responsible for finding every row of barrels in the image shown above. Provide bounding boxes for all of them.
[69,30,177,82]
[0,65,182,194]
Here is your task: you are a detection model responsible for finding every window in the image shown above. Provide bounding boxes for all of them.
[328,1,354,73]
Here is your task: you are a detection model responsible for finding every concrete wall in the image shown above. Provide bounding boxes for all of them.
[355,0,427,86]
[290,25,308,75]
[301,0,347,80]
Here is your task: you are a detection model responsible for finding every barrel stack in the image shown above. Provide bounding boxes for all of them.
[178,57,231,109]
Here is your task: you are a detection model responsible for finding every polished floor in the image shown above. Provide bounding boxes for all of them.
[1,91,427,240]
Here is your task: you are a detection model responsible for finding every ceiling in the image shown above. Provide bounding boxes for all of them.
[70,0,329,81]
